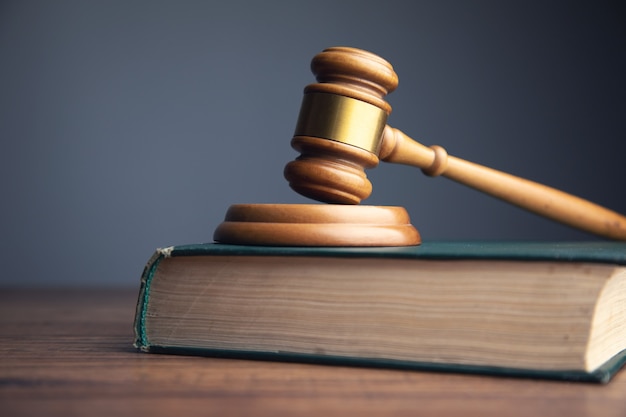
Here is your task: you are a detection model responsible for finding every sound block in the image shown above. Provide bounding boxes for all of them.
[213,204,421,247]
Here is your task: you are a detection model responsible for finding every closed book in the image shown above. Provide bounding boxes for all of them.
[134,241,626,383]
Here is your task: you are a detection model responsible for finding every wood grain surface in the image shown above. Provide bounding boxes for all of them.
[1,288,625,416]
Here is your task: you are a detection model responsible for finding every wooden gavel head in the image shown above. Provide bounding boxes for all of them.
[284,47,399,204]
[219,46,626,244]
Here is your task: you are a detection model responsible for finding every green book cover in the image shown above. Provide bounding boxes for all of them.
[134,241,626,383]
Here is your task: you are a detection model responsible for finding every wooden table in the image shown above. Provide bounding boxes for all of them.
[1,288,625,416]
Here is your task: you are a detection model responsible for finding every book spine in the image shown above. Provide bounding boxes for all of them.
[133,247,174,350]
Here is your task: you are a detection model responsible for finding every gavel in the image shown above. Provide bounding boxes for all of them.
[215,47,626,246]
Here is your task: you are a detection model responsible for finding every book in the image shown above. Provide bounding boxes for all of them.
[133,241,626,383]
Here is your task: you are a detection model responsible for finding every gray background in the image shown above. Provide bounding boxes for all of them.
[1,1,625,286]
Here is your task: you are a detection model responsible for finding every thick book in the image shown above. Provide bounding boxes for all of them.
[133,241,626,383]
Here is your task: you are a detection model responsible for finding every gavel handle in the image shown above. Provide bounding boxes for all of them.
[380,125,626,240]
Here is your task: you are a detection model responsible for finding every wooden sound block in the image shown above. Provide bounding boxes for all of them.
[213,204,421,247]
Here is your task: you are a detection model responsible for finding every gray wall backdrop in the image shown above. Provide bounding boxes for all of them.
[1,1,625,286]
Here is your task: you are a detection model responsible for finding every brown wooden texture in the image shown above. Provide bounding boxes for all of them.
[284,46,626,240]
[1,288,625,417]
[379,126,626,240]
[213,204,421,246]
